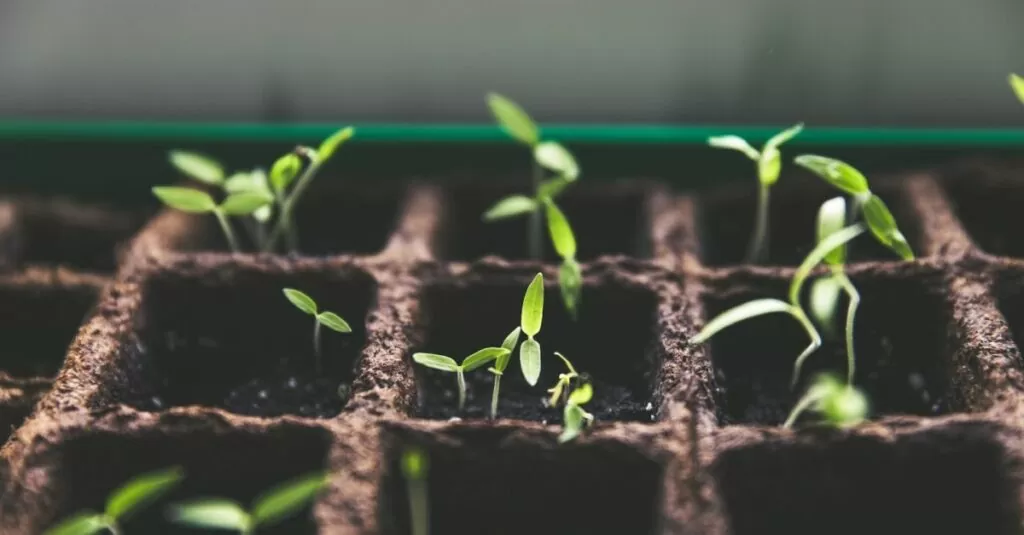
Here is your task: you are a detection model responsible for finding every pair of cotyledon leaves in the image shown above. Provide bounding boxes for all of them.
[283,288,352,334]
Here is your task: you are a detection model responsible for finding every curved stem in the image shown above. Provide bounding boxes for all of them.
[836,272,861,385]
[265,156,322,252]
[783,387,825,429]
[745,183,770,263]
[528,159,543,259]
[313,320,323,375]
[789,307,823,389]
[456,370,466,411]
[213,210,241,252]
[490,374,502,419]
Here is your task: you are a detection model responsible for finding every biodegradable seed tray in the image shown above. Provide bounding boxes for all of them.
[3,160,1024,535]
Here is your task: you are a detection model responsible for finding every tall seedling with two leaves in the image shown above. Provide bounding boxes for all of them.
[45,467,183,535]
[283,288,352,375]
[708,123,804,263]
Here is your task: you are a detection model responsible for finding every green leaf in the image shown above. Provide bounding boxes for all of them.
[317,312,352,333]
[152,187,216,213]
[169,500,250,531]
[793,154,870,195]
[817,196,848,266]
[537,176,574,200]
[486,93,539,146]
[763,123,804,154]
[105,466,183,521]
[283,288,318,315]
[534,142,580,180]
[520,338,541,386]
[270,153,303,193]
[252,473,329,527]
[521,273,545,337]
[1011,73,1024,105]
[558,404,585,443]
[545,202,577,260]
[568,383,593,405]
[757,147,782,186]
[789,224,867,305]
[254,204,273,223]
[494,328,520,373]
[483,195,538,221]
[220,191,273,216]
[401,447,428,480]
[412,353,459,372]
[707,135,759,160]
[809,275,843,335]
[318,126,355,161]
[818,379,868,427]
[862,194,914,260]
[461,347,510,372]
[692,299,797,344]
[42,513,107,535]
[225,169,271,196]
[501,327,522,352]
[559,258,582,318]
[168,151,224,185]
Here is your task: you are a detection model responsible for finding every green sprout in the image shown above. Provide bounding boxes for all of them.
[412,347,511,411]
[487,326,522,419]
[44,466,183,535]
[152,186,272,253]
[519,273,545,386]
[708,123,804,263]
[168,472,329,535]
[558,382,595,443]
[783,373,868,429]
[546,352,580,408]
[1010,73,1024,104]
[283,288,352,375]
[485,93,582,261]
[401,447,430,535]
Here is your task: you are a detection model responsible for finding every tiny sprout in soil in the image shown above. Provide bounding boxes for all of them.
[520,273,545,386]
[707,123,803,263]
[401,447,430,535]
[45,466,183,535]
[168,471,329,534]
[546,351,581,407]
[158,127,354,254]
[283,288,352,376]
[783,373,868,429]
[558,382,595,443]
[412,347,511,411]
[487,326,522,419]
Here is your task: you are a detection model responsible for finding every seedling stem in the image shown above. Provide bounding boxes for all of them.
[213,210,242,252]
[748,182,770,262]
[401,448,430,535]
[283,288,353,375]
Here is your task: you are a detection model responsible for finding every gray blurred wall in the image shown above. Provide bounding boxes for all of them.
[1,0,1022,126]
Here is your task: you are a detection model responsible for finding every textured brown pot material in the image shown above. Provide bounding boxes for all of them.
[2,167,1024,535]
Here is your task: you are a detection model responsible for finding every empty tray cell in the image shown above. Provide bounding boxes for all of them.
[379,427,666,535]
[943,166,1024,258]
[698,179,922,267]
[130,261,377,418]
[0,275,100,379]
[42,424,331,535]
[439,183,652,261]
[12,196,146,273]
[0,384,48,444]
[713,422,1021,535]
[413,273,660,422]
[703,271,953,425]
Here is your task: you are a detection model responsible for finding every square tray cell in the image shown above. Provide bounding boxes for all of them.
[438,183,653,262]
[943,166,1024,258]
[702,271,953,425]
[129,261,377,418]
[712,422,1021,535]
[41,424,331,535]
[379,428,666,535]
[412,274,661,422]
[698,178,922,267]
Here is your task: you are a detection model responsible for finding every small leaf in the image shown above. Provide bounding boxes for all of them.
[520,338,541,386]
[817,197,848,266]
[169,500,250,531]
[317,312,352,333]
[568,383,593,405]
[537,176,573,200]
[412,353,459,372]
[168,151,224,185]
[707,135,759,160]
[495,327,520,373]
[270,153,303,193]
[809,276,843,335]
[486,93,539,146]
[42,513,107,535]
[862,194,914,260]
[820,384,868,427]
[1011,73,1024,105]
[757,147,782,186]
[225,169,271,196]
[692,299,796,344]
[252,472,329,527]
[762,122,804,154]
[462,347,510,372]
[559,258,582,318]
[789,224,866,305]
[500,327,522,352]
[318,126,355,161]
[545,202,577,260]
[220,191,273,216]
[105,466,183,520]
[483,195,538,221]
[558,404,585,443]
[152,187,216,213]
[534,141,579,180]
[283,288,318,315]
[401,447,428,480]
[793,154,870,195]
[521,273,545,337]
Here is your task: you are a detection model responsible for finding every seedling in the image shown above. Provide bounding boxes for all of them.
[546,352,580,407]
[558,382,595,443]
[283,288,352,375]
[401,447,430,535]
[168,472,329,534]
[708,123,804,262]
[783,373,868,429]
[412,347,511,411]
[487,326,522,419]
[485,93,582,261]
[520,273,545,386]
[152,186,272,252]
[44,466,183,535]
